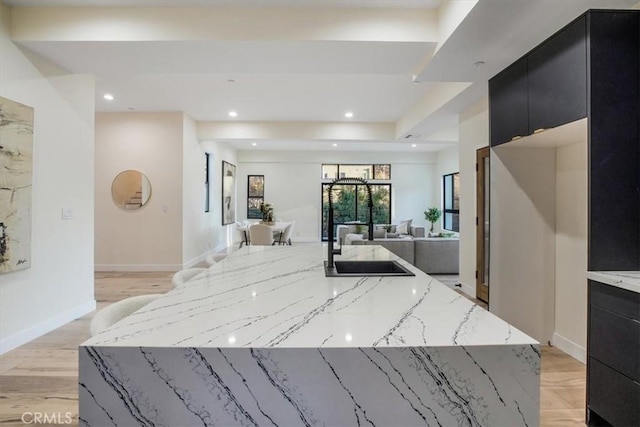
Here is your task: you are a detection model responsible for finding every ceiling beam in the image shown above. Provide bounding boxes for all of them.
[197,121,395,141]
[11,6,438,42]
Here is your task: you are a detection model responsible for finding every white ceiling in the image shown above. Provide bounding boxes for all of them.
[7,0,640,151]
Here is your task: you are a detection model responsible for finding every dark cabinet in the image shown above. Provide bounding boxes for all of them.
[528,15,587,133]
[588,11,640,272]
[588,280,640,427]
[489,15,588,146]
[489,58,529,146]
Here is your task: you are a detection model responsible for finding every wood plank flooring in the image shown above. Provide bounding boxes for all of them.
[0,272,586,426]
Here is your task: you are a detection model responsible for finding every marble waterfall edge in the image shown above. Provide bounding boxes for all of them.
[80,344,538,426]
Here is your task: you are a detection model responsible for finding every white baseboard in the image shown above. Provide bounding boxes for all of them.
[0,299,96,355]
[95,264,183,272]
[458,281,476,299]
[551,332,586,364]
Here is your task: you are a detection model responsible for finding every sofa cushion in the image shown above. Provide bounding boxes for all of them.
[344,234,415,265]
[397,221,410,235]
[414,238,459,274]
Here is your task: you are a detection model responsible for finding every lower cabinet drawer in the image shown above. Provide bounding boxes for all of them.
[589,305,640,382]
[589,280,640,321]
[589,358,640,427]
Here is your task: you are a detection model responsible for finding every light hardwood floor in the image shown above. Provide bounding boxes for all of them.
[0,272,586,426]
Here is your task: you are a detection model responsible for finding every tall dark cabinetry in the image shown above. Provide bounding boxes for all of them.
[489,10,640,427]
[588,12,640,271]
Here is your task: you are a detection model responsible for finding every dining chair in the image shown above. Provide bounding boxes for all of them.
[236,221,250,248]
[278,221,295,245]
[90,294,163,336]
[205,253,226,266]
[171,268,208,289]
[249,223,274,246]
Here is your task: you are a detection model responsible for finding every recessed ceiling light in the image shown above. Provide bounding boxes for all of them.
[474,61,485,68]
[252,142,257,146]
[411,144,417,148]
[332,143,338,147]
[344,112,354,118]
[228,111,238,118]
[227,79,236,83]
[103,94,114,101]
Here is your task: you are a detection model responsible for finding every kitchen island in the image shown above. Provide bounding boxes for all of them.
[79,245,539,426]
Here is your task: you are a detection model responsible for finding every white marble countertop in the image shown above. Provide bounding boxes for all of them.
[587,271,640,294]
[84,245,536,349]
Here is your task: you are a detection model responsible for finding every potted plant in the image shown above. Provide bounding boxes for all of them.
[259,202,275,224]
[424,207,442,236]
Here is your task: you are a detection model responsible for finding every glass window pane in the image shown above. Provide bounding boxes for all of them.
[357,185,390,224]
[321,183,390,240]
[373,164,391,180]
[444,175,453,209]
[443,212,460,232]
[453,173,460,210]
[322,164,338,180]
[339,165,373,180]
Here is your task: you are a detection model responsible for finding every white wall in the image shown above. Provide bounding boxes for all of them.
[435,146,459,233]
[553,141,587,362]
[458,100,489,297]
[94,112,183,271]
[490,147,556,344]
[182,114,211,265]
[0,4,95,354]
[194,138,238,256]
[236,150,438,241]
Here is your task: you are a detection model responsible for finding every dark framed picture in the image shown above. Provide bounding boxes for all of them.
[247,175,264,219]
[204,153,211,213]
[222,161,236,225]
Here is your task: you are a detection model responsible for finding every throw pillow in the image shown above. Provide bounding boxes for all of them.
[400,219,413,227]
[397,221,409,235]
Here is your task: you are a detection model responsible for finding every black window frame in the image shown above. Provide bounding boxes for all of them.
[320,183,392,241]
[247,175,265,219]
[321,163,391,180]
[442,172,460,232]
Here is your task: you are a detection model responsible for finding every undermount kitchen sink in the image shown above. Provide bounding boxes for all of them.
[324,260,415,277]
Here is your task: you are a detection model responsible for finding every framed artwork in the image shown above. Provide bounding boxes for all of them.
[204,153,211,213]
[0,97,34,273]
[247,175,264,219]
[222,160,236,225]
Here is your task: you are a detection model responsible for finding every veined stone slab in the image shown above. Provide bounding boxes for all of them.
[80,245,539,426]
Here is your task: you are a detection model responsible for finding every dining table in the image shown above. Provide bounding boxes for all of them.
[237,221,292,247]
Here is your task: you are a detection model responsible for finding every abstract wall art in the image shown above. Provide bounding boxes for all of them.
[0,96,34,273]
[222,160,236,225]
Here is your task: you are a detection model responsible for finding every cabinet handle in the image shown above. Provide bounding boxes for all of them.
[533,128,546,134]
[511,135,522,141]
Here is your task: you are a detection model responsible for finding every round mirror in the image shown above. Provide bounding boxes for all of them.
[111,170,152,210]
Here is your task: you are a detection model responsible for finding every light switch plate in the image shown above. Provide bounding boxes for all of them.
[62,207,73,220]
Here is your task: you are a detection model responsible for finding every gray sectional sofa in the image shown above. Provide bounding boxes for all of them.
[343,233,459,275]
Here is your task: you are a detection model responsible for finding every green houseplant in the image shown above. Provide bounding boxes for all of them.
[259,202,275,223]
[424,207,442,234]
